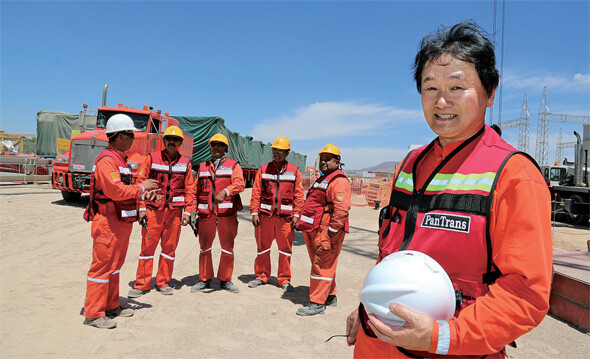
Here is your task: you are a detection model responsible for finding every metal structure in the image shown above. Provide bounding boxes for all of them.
[499,93,530,152]
[535,87,590,166]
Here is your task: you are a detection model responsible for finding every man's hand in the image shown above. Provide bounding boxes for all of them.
[138,211,147,223]
[141,179,159,191]
[367,303,434,351]
[291,216,298,228]
[145,190,161,202]
[215,189,228,204]
[346,308,360,346]
[252,214,260,227]
[181,214,190,226]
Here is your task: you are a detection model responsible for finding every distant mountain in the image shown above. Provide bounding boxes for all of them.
[362,161,398,173]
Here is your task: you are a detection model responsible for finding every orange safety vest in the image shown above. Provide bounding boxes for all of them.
[83,147,138,223]
[197,158,243,217]
[296,169,349,232]
[258,162,299,218]
[146,150,191,210]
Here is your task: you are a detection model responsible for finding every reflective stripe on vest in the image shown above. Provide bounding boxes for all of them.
[147,151,190,210]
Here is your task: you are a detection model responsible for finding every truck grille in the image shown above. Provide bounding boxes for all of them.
[70,139,108,173]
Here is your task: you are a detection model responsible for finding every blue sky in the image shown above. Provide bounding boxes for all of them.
[1,0,589,169]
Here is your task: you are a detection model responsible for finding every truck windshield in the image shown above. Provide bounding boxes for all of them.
[96,111,149,132]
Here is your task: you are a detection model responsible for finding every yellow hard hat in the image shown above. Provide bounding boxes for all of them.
[163,125,183,139]
[271,136,291,150]
[318,144,340,157]
[209,133,229,146]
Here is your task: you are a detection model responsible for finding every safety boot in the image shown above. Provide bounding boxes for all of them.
[156,286,173,295]
[296,302,326,316]
[106,306,134,318]
[190,279,211,293]
[127,288,150,298]
[248,279,265,288]
[221,280,240,293]
[325,295,337,307]
[83,316,117,329]
[281,282,294,292]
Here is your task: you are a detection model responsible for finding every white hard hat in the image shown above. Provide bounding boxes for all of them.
[106,114,138,134]
[360,250,455,326]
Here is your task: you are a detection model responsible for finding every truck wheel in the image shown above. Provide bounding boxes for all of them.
[566,195,586,225]
[62,190,82,202]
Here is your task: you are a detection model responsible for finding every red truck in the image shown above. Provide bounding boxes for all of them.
[53,101,193,202]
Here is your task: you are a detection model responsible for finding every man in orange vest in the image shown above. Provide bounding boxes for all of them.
[82,114,158,329]
[295,144,351,316]
[347,21,552,358]
[249,136,304,292]
[128,126,196,298]
[191,133,245,293]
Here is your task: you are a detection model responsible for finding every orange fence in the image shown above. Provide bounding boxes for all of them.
[302,173,394,208]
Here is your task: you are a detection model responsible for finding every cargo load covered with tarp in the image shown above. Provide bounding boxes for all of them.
[173,116,306,172]
[36,111,97,157]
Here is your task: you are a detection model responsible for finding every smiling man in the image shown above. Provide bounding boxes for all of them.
[346,21,552,358]
[295,144,351,316]
[128,126,196,299]
[192,133,245,294]
[249,136,304,293]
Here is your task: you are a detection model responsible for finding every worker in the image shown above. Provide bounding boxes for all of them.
[128,126,196,298]
[346,21,552,358]
[191,133,245,294]
[249,136,304,292]
[82,114,159,329]
[295,144,351,316]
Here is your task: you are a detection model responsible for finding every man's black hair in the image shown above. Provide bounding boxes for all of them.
[108,132,122,143]
[413,20,499,97]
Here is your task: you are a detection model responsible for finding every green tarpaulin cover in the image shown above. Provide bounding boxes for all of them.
[174,116,306,172]
[35,111,97,157]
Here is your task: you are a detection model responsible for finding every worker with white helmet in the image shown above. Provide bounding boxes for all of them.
[248,136,304,292]
[128,125,196,298]
[295,144,351,316]
[191,133,245,293]
[347,21,552,358]
[82,114,159,329]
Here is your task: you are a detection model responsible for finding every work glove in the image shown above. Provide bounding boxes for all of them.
[189,212,198,237]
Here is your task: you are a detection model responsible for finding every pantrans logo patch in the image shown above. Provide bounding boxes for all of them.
[421,213,471,233]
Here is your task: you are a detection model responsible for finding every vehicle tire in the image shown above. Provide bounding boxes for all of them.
[566,195,586,225]
[62,190,82,202]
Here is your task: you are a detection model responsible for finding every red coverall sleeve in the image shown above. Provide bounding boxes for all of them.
[250,169,262,215]
[439,154,552,355]
[136,155,152,212]
[183,162,197,214]
[95,157,143,201]
[293,169,305,217]
[325,176,351,232]
[224,163,245,196]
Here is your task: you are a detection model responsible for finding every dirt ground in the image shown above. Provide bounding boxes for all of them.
[0,184,588,358]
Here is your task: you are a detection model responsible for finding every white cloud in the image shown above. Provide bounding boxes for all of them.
[503,72,590,92]
[251,101,423,141]
[301,145,411,171]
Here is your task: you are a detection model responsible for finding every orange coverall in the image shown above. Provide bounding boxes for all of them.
[197,161,245,282]
[354,139,553,358]
[250,163,304,286]
[132,153,196,291]
[84,147,144,319]
[303,176,351,304]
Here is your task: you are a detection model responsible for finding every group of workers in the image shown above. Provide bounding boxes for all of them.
[82,119,352,329]
[80,20,552,359]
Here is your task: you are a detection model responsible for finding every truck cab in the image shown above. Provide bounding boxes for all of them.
[53,104,193,202]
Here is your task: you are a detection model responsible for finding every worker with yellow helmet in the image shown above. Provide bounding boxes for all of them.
[248,136,305,293]
[295,144,351,316]
[128,125,197,298]
[191,133,245,293]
